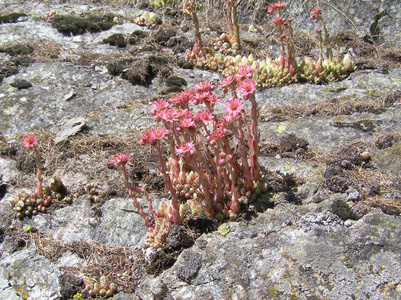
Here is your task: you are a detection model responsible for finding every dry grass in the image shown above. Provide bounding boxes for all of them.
[21,228,142,294]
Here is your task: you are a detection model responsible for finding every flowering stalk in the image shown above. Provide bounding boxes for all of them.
[109,153,153,228]
[23,135,43,197]
[183,0,202,48]
[139,127,181,224]
[225,0,241,48]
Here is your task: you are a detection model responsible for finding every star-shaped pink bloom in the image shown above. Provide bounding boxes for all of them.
[23,135,37,150]
[236,66,253,81]
[109,153,132,167]
[150,127,170,141]
[176,141,195,155]
[267,2,286,15]
[159,109,179,123]
[139,130,156,145]
[273,16,286,26]
[194,81,215,93]
[236,79,256,99]
[179,117,195,128]
[194,110,215,124]
[194,92,212,105]
[220,75,236,88]
[224,97,244,116]
[151,99,170,111]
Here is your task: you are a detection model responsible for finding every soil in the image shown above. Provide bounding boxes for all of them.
[1,4,401,299]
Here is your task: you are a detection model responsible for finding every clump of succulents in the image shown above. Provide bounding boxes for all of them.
[10,136,66,219]
[10,176,64,219]
[83,275,117,298]
[85,183,106,203]
[212,33,240,56]
[111,68,272,248]
[134,11,158,28]
[185,3,356,88]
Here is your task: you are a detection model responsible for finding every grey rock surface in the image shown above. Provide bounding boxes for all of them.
[0,0,400,299]
[0,250,61,299]
[137,207,401,299]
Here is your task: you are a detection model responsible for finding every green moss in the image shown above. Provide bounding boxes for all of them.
[0,12,27,23]
[331,199,359,221]
[51,15,115,36]
[107,59,133,76]
[0,44,34,56]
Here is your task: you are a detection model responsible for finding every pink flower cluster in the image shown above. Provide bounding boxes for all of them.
[310,8,322,23]
[142,66,261,220]
[110,68,266,247]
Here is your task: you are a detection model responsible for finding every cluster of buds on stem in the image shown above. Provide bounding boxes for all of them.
[183,0,202,48]
[85,183,106,203]
[134,12,158,28]
[83,275,117,298]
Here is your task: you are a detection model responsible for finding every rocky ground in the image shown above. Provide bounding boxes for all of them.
[0,0,401,299]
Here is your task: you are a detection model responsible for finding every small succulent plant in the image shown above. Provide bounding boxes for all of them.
[10,175,65,219]
[85,183,106,203]
[83,275,117,298]
[134,12,158,28]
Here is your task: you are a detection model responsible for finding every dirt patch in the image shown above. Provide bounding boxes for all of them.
[316,139,401,215]
[108,54,172,86]
[260,133,313,160]
[335,30,401,70]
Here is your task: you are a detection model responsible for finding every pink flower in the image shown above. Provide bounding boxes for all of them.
[139,130,156,145]
[220,75,236,89]
[159,109,179,123]
[236,79,256,99]
[179,117,195,128]
[170,92,191,107]
[109,153,132,167]
[194,92,211,105]
[194,110,215,124]
[267,2,286,15]
[224,97,244,116]
[311,8,321,15]
[222,111,240,124]
[176,141,195,155]
[23,135,37,150]
[151,99,170,111]
[209,129,227,141]
[272,16,286,26]
[150,127,170,140]
[194,81,215,93]
[176,109,192,119]
[310,8,321,23]
[207,93,220,105]
[236,66,253,81]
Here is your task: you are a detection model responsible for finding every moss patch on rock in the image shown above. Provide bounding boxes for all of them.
[51,15,115,36]
[0,44,34,56]
[0,12,27,24]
